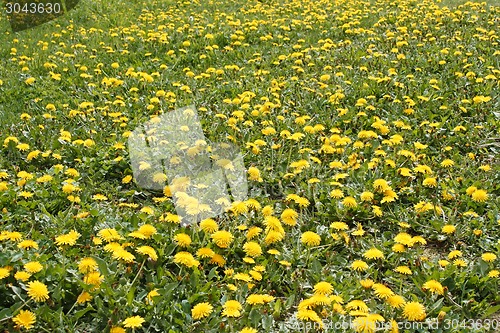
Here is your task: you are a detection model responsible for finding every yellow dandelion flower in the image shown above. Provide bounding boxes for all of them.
[17,240,38,249]
[112,249,135,262]
[422,177,437,187]
[174,233,192,247]
[422,280,444,295]
[360,279,374,289]
[330,189,344,199]
[138,224,157,238]
[174,252,199,268]
[55,230,81,246]
[471,189,488,202]
[196,247,215,259]
[239,328,258,333]
[488,270,499,278]
[441,225,456,234]
[98,228,122,242]
[0,267,10,279]
[13,310,36,329]
[248,167,263,182]
[200,218,218,233]
[222,300,243,317]
[301,231,321,246]
[27,280,49,302]
[192,302,213,320]
[77,291,93,304]
[281,208,298,226]
[136,246,158,261]
[440,159,455,167]
[14,271,31,281]
[83,272,103,285]
[243,242,262,257]
[386,295,405,308]
[351,260,369,271]
[342,196,357,208]
[403,302,426,321]
[363,248,384,260]
[211,230,234,248]
[123,315,145,328]
[314,282,333,295]
[394,266,412,275]
[373,283,394,299]
[481,253,497,262]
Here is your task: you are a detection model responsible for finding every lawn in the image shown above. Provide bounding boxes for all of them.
[0,0,499,332]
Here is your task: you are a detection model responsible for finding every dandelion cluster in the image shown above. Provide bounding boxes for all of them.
[0,0,498,331]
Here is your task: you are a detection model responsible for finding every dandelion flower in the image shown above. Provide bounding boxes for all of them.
[209,254,226,267]
[372,283,394,299]
[248,167,263,182]
[174,233,192,247]
[174,252,199,268]
[296,309,322,323]
[441,225,456,234]
[110,327,126,333]
[200,218,218,233]
[422,280,444,295]
[136,246,158,261]
[422,177,437,187]
[84,272,103,285]
[281,208,298,226]
[98,228,122,242]
[330,189,344,199]
[448,250,462,259]
[55,230,81,246]
[192,302,213,320]
[14,271,31,281]
[211,230,234,248]
[488,270,499,278]
[314,282,333,295]
[240,328,258,333]
[123,315,145,328]
[482,253,497,262]
[18,240,38,249]
[243,242,262,257]
[138,224,156,238]
[0,267,10,279]
[352,316,377,333]
[440,159,454,167]
[112,249,135,262]
[386,295,405,308]
[466,186,478,196]
[394,266,412,275]
[78,258,98,274]
[301,231,321,246]
[222,300,243,317]
[403,301,426,321]
[471,189,488,202]
[363,248,384,260]
[12,310,36,329]
[360,279,374,289]
[360,191,374,202]
[196,247,215,258]
[342,196,357,208]
[351,260,369,271]
[373,179,389,192]
[27,280,49,302]
[246,294,275,305]
[77,291,93,304]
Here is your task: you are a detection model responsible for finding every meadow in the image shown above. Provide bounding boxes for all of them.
[0,0,499,331]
